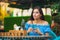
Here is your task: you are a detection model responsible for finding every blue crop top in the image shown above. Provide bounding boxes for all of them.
[25,22,51,36]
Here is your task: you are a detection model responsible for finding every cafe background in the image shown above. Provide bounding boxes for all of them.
[0,0,60,36]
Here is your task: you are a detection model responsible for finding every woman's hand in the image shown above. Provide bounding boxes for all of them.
[27,27,33,33]
[34,29,43,35]
[45,33,49,36]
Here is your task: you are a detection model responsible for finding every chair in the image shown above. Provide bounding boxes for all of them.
[0,32,5,36]
[49,30,60,40]
[54,36,60,40]
[9,30,15,33]
[18,30,27,36]
[5,32,10,36]
[9,30,16,36]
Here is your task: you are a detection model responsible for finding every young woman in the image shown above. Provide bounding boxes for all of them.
[25,6,51,36]
[25,6,50,36]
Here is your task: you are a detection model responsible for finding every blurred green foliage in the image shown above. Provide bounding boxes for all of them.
[54,14,60,24]
[51,3,60,14]
[53,14,60,35]
[4,16,30,32]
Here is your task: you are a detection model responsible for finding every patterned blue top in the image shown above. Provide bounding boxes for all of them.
[25,22,51,36]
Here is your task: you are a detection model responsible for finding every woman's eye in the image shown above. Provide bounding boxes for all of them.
[33,12,39,13]
[36,12,39,13]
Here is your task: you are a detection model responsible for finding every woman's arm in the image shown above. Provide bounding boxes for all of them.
[43,21,51,36]
[25,20,33,33]
[27,27,33,33]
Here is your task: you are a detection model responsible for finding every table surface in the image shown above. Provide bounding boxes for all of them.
[0,35,51,38]
[0,35,52,40]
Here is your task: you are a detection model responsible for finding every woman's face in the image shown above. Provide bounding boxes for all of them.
[33,9,42,20]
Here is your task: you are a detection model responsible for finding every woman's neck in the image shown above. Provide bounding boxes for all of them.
[34,19,42,23]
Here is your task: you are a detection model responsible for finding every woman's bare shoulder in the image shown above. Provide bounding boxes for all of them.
[27,20,33,24]
[43,21,49,25]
